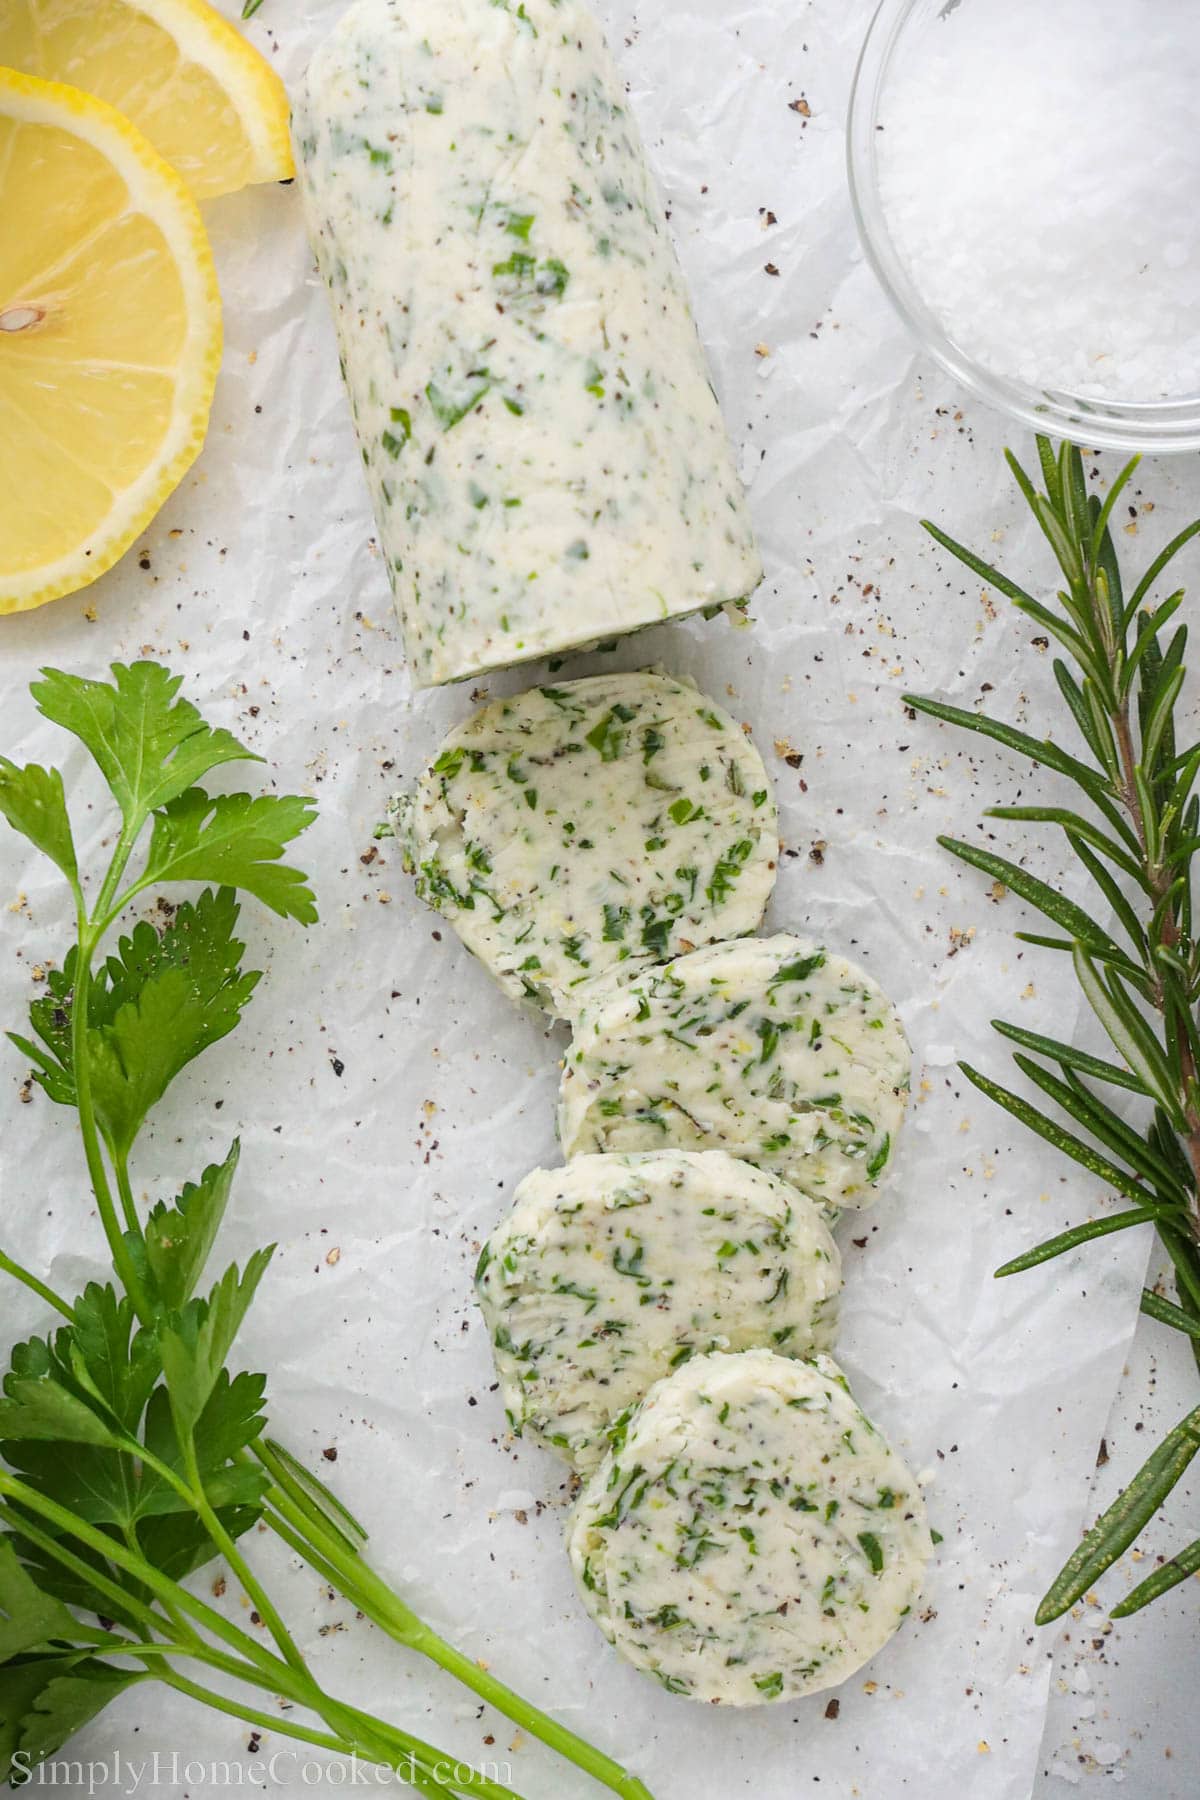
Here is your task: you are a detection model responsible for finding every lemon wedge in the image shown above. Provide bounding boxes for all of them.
[0,69,222,615]
[0,0,293,199]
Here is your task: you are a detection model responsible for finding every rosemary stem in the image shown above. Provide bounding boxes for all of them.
[1110,689,1200,1236]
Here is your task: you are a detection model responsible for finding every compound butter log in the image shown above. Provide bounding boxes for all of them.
[293,0,761,688]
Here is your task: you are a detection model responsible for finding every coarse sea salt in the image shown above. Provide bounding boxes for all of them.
[875,0,1200,402]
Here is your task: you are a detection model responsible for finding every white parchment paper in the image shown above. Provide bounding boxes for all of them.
[3,3,1198,1796]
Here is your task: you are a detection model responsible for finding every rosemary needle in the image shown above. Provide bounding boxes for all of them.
[907,435,1200,1621]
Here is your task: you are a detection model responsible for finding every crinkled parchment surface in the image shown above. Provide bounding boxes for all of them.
[2,3,1195,1796]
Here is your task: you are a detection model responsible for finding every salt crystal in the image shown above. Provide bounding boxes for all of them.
[875,0,1200,401]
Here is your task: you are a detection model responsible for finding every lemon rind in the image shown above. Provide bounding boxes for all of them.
[119,0,294,196]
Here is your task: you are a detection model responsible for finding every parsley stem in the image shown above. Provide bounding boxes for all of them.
[123,1635,511,1796]
[0,1487,509,1796]
[180,1661,528,1797]
[120,1521,155,1613]
[0,1516,291,1728]
[92,817,143,926]
[0,1499,182,1644]
[156,1675,505,1800]
[28,1431,411,1778]
[166,1448,454,1778]
[69,915,152,1325]
[157,1675,512,1799]
[112,1145,141,1236]
[67,814,157,1311]
[0,1249,76,1321]
[151,1674,352,1757]
[252,1473,654,1800]
[406,1624,655,1800]
[0,1471,293,1684]
[179,1436,308,1677]
[325,1708,528,1800]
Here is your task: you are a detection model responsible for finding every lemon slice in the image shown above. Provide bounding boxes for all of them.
[0,0,293,199]
[0,69,222,615]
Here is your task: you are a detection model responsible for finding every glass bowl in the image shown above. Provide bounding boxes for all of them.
[847,0,1200,455]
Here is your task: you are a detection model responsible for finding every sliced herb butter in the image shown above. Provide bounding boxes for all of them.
[560,934,910,1209]
[293,0,761,689]
[476,1150,840,1472]
[391,672,778,1018]
[567,1348,930,1704]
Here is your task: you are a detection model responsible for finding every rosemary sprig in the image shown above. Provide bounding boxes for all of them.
[905,436,1200,1623]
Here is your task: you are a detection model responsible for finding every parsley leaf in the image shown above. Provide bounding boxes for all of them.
[0,1324,143,1533]
[14,890,262,1160]
[0,1543,79,1658]
[4,1540,126,1630]
[64,1285,159,1434]
[2,1657,146,1782]
[0,1300,153,1534]
[0,762,77,888]
[136,790,318,922]
[1,1293,265,1552]
[32,663,257,833]
[144,1142,240,1312]
[136,1374,269,1523]
[160,1251,274,1437]
[0,1368,124,1454]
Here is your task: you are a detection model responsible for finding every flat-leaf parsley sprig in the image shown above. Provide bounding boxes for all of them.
[0,662,654,1800]
[906,439,1200,1625]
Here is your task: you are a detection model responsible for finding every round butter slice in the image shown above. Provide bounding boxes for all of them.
[476,1150,841,1472]
[567,1348,930,1704]
[559,933,910,1210]
[394,672,778,1019]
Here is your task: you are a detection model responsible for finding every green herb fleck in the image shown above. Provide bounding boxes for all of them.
[426,372,492,430]
[858,1532,884,1574]
[381,408,412,459]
